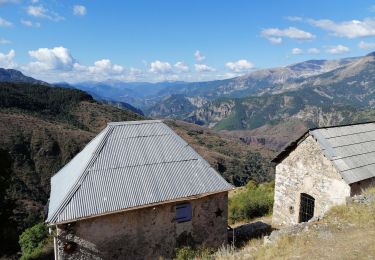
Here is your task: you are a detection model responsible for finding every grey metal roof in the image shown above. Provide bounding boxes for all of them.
[47,120,233,224]
[310,122,375,184]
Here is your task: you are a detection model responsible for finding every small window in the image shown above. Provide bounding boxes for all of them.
[299,193,315,223]
[175,203,192,223]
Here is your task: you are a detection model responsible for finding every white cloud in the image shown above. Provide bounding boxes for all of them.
[262,27,315,43]
[0,38,11,44]
[0,49,16,68]
[194,50,205,61]
[28,46,75,70]
[24,46,131,82]
[149,60,172,74]
[225,59,254,72]
[307,48,320,54]
[73,5,86,16]
[309,18,375,38]
[268,37,283,44]
[286,16,303,22]
[88,59,124,74]
[0,17,13,27]
[326,44,350,54]
[174,61,189,72]
[194,64,215,72]
[27,5,64,21]
[358,40,375,50]
[291,48,303,55]
[21,19,41,27]
[126,67,144,81]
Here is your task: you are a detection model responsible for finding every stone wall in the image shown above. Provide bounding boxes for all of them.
[272,135,350,227]
[55,192,228,260]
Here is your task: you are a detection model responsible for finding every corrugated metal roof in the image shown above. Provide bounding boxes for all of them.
[47,120,233,224]
[310,122,375,184]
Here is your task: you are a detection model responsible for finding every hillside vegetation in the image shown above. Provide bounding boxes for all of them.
[167,120,275,186]
[228,182,274,224]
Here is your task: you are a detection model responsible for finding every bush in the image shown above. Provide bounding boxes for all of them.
[228,181,274,224]
[19,223,51,260]
[174,246,211,260]
[224,151,275,187]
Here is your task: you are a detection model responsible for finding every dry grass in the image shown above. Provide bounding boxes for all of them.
[215,187,375,260]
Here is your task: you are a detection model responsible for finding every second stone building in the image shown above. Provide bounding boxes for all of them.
[272,122,375,227]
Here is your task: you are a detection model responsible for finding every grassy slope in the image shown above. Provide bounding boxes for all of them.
[216,188,375,260]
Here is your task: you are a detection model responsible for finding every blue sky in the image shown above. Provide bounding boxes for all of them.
[1,0,375,82]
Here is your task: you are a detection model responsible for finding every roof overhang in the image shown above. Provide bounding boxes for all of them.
[47,188,233,226]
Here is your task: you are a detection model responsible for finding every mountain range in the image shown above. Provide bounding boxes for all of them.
[3,52,375,150]
[44,52,375,150]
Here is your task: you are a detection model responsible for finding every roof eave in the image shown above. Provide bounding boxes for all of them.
[46,188,233,226]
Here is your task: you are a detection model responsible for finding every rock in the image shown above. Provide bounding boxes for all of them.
[263,235,272,245]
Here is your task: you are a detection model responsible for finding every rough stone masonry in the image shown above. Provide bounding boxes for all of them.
[272,136,350,226]
[56,192,228,260]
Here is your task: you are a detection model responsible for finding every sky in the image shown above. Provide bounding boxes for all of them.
[1,0,375,83]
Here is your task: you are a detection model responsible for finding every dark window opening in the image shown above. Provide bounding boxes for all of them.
[299,193,315,223]
[176,203,192,223]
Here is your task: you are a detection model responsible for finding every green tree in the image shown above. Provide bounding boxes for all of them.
[19,223,50,260]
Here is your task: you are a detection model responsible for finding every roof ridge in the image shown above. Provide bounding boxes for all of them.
[309,121,375,131]
[48,125,115,223]
[108,120,162,126]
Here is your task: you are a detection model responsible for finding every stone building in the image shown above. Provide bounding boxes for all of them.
[272,122,375,227]
[46,120,233,260]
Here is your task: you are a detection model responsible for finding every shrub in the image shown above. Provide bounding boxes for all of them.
[228,181,274,223]
[19,223,51,260]
[174,246,211,260]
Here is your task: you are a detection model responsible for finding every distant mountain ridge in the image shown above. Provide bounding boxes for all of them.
[148,53,375,131]
[66,56,358,111]
[1,52,373,134]
[0,68,49,85]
